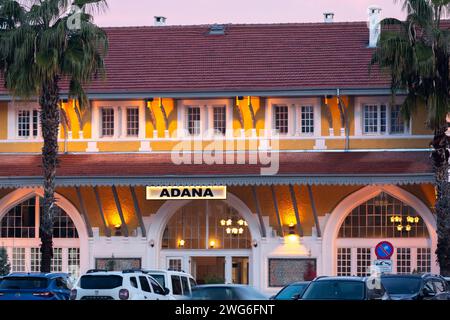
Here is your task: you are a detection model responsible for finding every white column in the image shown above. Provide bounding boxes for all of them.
[225,256,233,284]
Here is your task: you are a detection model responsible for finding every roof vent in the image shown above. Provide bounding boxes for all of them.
[154,16,167,26]
[209,24,226,35]
[324,12,334,23]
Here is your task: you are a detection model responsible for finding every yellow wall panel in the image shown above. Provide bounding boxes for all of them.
[0,102,8,140]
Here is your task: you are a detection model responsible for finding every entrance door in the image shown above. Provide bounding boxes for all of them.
[232,257,249,284]
[191,257,225,284]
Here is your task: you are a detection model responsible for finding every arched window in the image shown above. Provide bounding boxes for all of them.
[338,192,428,238]
[162,200,251,249]
[336,192,431,276]
[1,196,78,238]
[0,195,80,276]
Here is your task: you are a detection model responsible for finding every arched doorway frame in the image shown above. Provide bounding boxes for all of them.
[0,187,89,273]
[322,185,438,275]
[147,192,262,284]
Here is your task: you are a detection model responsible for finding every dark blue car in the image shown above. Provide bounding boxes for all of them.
[0,273,72,300]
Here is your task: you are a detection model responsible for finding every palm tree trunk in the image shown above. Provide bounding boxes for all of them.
[39,76,60,273]
[431,126,450,275]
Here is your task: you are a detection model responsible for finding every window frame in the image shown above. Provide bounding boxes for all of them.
[355,97,412,136]
[177,99,234,139]
[265,98,321,137]
[8,102,42,140]
[91,100,146,140]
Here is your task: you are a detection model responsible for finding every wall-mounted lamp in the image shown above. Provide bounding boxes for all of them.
[209,240,216,249]
[252,239,258,248]
[145,97,154,104]
[149,239,155,247]
[114,224,122,236]
[288,223,296,235]
[178,239,185,248]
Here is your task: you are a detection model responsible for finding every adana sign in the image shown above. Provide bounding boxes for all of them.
[146,186,227,200]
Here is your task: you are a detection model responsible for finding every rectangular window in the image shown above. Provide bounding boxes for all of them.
[363,104,406,135]
[363,105,379,134]
[301,106,314,134]
[274,105,289,134]
[68,248,81,278]
[356,248,371,277]
[213,106,226,135]
[126,107,139,136]
[101,108,114,137]
[396,248,411,274]
[31,248,40,272]
[12,248,26,272]
[337,248,352,276]
[17,109,39,138]
[416,248,431,273]
[168,258,182,272]
[186,107,201,136]
[51,248,63,272]
[390,105,405,134]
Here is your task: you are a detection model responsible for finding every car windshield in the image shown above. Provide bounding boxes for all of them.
[239,286,268,300]
[0,277,48,290]
[381,277,422,295]
[149,274,165,289]
[302,280,365,300]
[191,287,235,300]
[79,275,123,289]
[275,284,308,300]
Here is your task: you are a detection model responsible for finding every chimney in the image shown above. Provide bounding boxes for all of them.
[154,16,167,26]
[323,12,334,23]
[368,6,382,48]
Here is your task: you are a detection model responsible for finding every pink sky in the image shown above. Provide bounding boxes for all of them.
[93,0,405,27]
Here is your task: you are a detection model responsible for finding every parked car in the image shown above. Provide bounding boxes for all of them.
[70,269,172,300]
[270,281,310,300]
[444,277,450,288]
[142,269,197,299]
[381,274,450,300]
[190,284,268,300]
[301,276,390,300]
[0,272,72,300]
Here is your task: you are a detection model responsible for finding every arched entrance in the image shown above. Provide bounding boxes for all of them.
[0,188,89,276]
[322,185,438,275]
[148,193,260,285]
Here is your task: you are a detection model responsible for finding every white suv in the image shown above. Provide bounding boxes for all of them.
[143,269,197,299]
[70,270,173,300]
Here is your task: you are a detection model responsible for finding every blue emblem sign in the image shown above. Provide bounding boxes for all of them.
[375,241,394,260]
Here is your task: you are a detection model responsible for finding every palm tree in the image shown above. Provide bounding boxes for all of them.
[371,0,450,274]
[0,0,108,272]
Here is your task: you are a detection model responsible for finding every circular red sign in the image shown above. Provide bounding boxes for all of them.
[375,241,394,260]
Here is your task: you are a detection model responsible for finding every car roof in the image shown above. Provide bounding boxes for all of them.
[381,273,442,279]
[6,272,69,279]
[193,284,250,288]
[144,269,194,277]
[286,281,310,285]
[314,276,366,282]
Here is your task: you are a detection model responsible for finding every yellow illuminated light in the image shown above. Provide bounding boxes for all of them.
[178,239,185,248]
[226,227,231,234]
[397,225,403,232]
[405,225,412,232]
[226,219,232,226]
[220,219,226,226]
[209,240,216,248]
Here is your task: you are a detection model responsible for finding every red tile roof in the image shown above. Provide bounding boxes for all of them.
[0,22,391,95]
[0,151,431,178]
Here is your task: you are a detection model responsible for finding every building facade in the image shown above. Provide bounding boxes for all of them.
[0,15,438,295]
